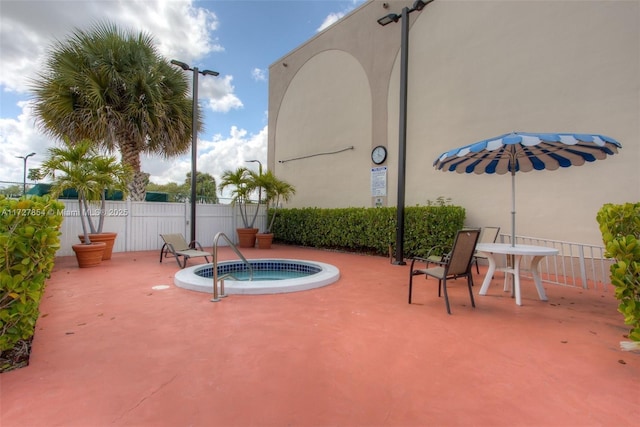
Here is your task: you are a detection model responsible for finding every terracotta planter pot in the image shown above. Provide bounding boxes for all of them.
[256,233,274,249]
[237,228,258,248]
[78,232,118,260]
[72,242,106,268]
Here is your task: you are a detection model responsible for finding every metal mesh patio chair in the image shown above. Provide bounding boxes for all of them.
[159,233,211,268]
[408,228,480,314]
[473,226,500,273]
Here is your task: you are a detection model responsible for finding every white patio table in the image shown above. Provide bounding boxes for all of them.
[476,243,559,306]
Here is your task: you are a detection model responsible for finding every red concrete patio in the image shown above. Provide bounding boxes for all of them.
[1,244,638,426]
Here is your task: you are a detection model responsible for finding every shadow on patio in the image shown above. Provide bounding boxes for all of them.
[1,244,638,426]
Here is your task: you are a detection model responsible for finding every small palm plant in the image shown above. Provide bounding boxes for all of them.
[219,167,259,229]
[255,170,296,234]
[90,155,131,233]
[40,137,131,244]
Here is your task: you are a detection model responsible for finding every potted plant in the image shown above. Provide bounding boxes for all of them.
[73,154,131,259]
[254,171,296,249]
[219,167,260,248]
[41,137,131,266]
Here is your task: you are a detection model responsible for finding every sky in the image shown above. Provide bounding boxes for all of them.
[0,0,366,192]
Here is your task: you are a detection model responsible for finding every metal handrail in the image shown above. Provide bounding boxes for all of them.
[497,233,613,291]
[211,232,253,302]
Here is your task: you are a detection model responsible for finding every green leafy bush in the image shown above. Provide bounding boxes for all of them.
[270,205,465,258]
[596,202,640,341]
[0,196,64,353]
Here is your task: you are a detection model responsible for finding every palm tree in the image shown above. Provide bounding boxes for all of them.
[41,137,131,243]
[30,21,196,201]
[40,139,103,244]
[256,171,296,233]
[91,155,132,233]
[219,167,257,229]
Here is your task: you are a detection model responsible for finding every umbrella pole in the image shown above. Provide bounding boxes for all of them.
[511,170,516,246]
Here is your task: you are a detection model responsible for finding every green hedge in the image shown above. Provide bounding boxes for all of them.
[597,202,640,341]
[0,196,64,354]
[269,205,465,258]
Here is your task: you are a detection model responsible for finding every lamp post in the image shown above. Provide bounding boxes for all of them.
[171,59,219,247]
[378,0,432,265]
[245,159,263,202]
[16,152,36,196]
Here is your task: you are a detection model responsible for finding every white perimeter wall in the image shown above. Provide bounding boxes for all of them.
[55,200,266,257]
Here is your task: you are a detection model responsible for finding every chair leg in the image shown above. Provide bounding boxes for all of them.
[408,273,414,304]
[442,278,451,314]
[176,255,186,268]
[475,258,479,274]
[438,279,442,297]
[467,275,476,308]
[160,244,167,263]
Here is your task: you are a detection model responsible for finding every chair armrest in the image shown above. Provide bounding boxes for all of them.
[425,245,449,259]
[410,257,447,271]
[190,240,206,251]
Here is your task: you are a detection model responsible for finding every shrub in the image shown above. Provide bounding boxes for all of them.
[596,202,640,341]
[0,196,64,356]
[270,204,465,258]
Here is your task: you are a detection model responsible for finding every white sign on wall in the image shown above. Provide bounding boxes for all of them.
[371,166,387,197]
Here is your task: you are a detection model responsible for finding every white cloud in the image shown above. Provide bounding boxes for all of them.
[0,101,53,183]
[0,97,266,190]
[201,75,243,113]
[141,125,268,200]
[317,12,346,32]
[0,0,223,94]
[317,1,365,33]
[251,68,267,82]
[0,0,246,188]
[93,0,225,62]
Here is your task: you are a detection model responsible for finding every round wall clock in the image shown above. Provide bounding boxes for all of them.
[371,145,387,164]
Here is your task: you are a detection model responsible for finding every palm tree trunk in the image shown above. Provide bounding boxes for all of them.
[120,141,146,201]
[97,196,106,233]
[82,198,97,234]
[78,192,91,244]
[239,200,249,228]
[249,205,259,229]
[130,171,147,202]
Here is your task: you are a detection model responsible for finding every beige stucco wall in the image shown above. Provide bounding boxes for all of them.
[274,50,372,206]
[269,0,639,246]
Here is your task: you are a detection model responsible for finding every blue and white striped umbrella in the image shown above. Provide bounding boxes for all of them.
[433,132,622,245]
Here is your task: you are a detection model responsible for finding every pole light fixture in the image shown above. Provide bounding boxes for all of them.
[246,158,263,198]
[246,159,263,208]
[16,152,36,196]
[377,13,400,26]
[377,0,433,265]
[170,59,219,247]
[245,159,263,175]
[413,0,429,11]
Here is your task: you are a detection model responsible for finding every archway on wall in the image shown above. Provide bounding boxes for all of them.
[275,49,372,208]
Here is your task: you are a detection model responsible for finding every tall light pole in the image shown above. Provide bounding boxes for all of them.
[171,59,219,247]
[245,159,263,202]
[16,152,36,196]
[378,0,432,265]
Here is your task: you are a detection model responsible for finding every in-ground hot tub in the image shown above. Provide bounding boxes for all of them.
[174,259,340,295]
